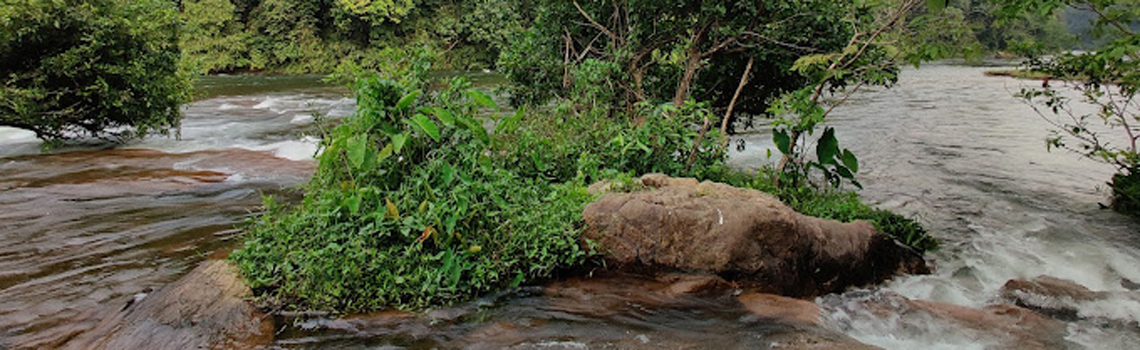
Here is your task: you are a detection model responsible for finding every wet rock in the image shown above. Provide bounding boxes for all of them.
[583,174,927,297]
[912,300,1068,349]
[540,272,733,318]
[737,292,882,349]
[1000,275,1104,319]
[66,260,274,350]
[823,291,1072,350]
[316,310,426,336]
[764,331,883,350]
[738,293,822,326]
[658,273,731,297]
[1002,276,1100,300]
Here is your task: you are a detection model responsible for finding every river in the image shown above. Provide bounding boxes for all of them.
[0,66,1137,349]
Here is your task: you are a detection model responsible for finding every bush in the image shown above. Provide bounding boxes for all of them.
[230,49,742,311]
[231,54,596,310]
[1111,167,1140,217]
[0,0,189,141]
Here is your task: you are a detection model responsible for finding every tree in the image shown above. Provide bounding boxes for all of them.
[180,0,254,73]
[500,0,858,119]
[503,0,959,189]
[1004,0,1139,214]
[335,0,415,25]
[770,0,958,188]
[0,0,190,141]
[957,0,1074,55]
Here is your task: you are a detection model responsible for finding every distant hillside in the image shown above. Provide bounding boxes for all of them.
[1065,7,1140,49]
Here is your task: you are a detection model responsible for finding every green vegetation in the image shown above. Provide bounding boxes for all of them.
[0,0,189,141]
[1112,166,1140,216]
[230,51,730,311]
[229,1,944,312]
[176,0,525,74]
[957,0,1075,57]
[1006,0,1139,217]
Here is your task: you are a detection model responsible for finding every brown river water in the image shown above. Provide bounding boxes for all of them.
[1,67,1139,349]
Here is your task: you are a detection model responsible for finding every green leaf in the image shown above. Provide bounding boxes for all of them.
[840,149,859,173]
[816,127,840,165]
[440,162,455,185]
[461,116,490,144]
[835,165,854,180]
[465,89,498,109]
[423,107,455,127]
[477,154,493,169]
[385,198,400,220]
[927,0,947,12]
[345,194,362,215]
[496,105,525,134]
[395,90,421,111]
[773,129,791,154]
[408,114,441,142]
[509,271,525,288]
[378,144,394,163]
[391,133,408,154]
[347,135,368,169]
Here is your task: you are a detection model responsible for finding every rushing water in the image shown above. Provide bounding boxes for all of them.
[0,78,349,348]
[1,65,1139,349]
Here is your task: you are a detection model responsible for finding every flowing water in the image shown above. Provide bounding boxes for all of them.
[1,66,1138,349]
[0,76,349,348]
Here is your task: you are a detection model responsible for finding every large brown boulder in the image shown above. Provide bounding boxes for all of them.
[66,260,274,350]
[583,174,926,297]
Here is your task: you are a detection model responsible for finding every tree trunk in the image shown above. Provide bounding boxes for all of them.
[673,46,702,108]
[673,24,709,108]
[720,56,755,141]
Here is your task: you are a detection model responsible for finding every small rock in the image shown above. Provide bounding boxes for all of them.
[635,334,650,344]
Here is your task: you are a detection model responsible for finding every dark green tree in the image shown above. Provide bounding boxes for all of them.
[0,0,190,141]
[180,0,254,73]
[500,1,859,122]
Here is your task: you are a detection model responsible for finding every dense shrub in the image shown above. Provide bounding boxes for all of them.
[0,0,189,141]
[231,53,730,311]
[1111,166,1140,217]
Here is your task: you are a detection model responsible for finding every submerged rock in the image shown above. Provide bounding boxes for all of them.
[1000,275,1140,327]
[583,174,927,297]
[737,292,882,350]
[821,291,1073,350]
[1000,275,1104,320]
[66,260,273,350]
